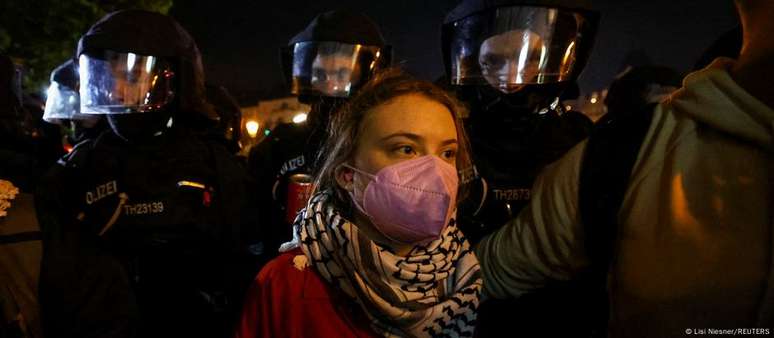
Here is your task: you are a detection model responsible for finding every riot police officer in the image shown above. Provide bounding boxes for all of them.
[37,10,261,338]
[42,60,105,150]
[247,10,391,258]
[442,0,599,336]
[443,0,597,243]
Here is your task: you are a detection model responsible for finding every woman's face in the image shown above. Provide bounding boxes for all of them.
[336,93,459,253]
[350,93,459,178]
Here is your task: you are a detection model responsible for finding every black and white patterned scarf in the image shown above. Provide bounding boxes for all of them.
[281,191,482,337]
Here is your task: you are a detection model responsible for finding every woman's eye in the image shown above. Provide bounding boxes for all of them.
[395,145,415,156]
[441,149,457,159]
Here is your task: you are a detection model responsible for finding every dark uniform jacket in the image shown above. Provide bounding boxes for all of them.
[36,127,261,338]
[247,120,324,260]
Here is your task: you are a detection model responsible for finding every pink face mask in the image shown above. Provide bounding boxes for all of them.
[345,155,459,244]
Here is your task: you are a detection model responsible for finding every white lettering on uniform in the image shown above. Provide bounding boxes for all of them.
[493,188,531,201]
[106,181,117,195]
[279,155,306,176]
[123,201,165,216]
[85,180,119,205]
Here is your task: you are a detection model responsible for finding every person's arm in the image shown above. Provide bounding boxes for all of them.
[475,141,589,300]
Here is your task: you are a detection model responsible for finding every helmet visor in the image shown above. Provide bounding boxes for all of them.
[43,82,80,123]
[79,51,175,114]
[448,6,592,93]
[286,41,386,98]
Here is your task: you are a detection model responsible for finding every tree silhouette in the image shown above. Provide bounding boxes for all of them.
[0,0,173,92]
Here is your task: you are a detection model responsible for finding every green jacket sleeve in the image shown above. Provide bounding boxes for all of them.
[475,140,590,300]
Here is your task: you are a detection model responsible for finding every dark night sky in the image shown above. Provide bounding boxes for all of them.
[170,0,739,105]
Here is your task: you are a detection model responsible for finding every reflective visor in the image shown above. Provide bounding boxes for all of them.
[285,41,386,98]
[448,6,592,93]
[79,51,175,114]
[43,82,80,123]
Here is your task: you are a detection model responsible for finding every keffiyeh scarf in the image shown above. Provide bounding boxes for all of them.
[281,191,482,337]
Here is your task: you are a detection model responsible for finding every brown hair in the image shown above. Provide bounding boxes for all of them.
[313,68,474,205]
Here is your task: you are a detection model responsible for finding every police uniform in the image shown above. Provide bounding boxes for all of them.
[36,10,262,338]
[38,128,260,338]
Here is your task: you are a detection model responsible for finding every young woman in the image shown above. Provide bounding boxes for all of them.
[237,70,482,338]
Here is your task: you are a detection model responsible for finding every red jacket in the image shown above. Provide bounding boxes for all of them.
[236,249,378,338]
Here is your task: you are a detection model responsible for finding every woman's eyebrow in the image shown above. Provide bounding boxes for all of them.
[379,132,423,143]
[440,139,458,147]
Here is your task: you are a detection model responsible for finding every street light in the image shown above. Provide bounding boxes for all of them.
[292,113,308,124]
[245,120,260,138]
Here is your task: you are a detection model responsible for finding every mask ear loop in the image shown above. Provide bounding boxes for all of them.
[342,163,377,181]
[339,163,377,194]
